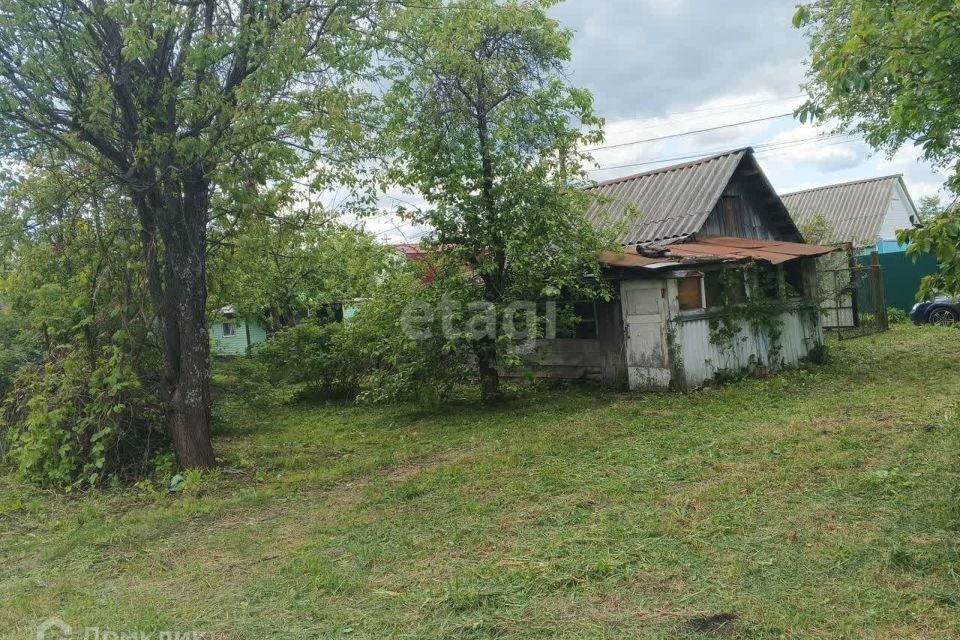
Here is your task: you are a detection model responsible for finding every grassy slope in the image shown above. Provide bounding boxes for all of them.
[1,326,959,639]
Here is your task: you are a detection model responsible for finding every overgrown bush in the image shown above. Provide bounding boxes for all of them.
[253,321,365,401]
[0,312,29,395]
[887,307,910,324]
[213,355,295,408]
[346,268,473,404]
[0,344,165,488]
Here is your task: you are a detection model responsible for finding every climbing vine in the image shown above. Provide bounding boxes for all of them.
[666,320,686,391]
[707,263,787,375]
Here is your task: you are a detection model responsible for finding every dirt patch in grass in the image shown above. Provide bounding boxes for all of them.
[687,612,738,636]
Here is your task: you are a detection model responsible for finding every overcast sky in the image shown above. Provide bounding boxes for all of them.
[552,0,949,195]
[367,0,950,242]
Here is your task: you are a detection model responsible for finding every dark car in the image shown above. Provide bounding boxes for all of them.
[911,295,960,326]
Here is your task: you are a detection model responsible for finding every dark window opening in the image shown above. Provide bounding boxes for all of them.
[783,261,805,298]
[555,301,598,339]
[704,269,747,308]
[222,322,236,337]
[315,303,345,324]
[753,264,781,300]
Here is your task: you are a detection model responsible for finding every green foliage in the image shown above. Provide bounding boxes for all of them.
[897,200,960,299]
[0,0,389,467]
[0,311,29,394]
[0,345,164,488]
[214,356,295,409]
[887,306,910,324]
[796,1,960,297]
[795,1,960,183]
[806,341,832,365]
[799,212,835,245]
[217,253,472,406]
[0,161,168,486]
[346,263,474,404]
[706,264,809,379]
[254,321,364,401]
[383,0,610,400]
[210,218,394,332]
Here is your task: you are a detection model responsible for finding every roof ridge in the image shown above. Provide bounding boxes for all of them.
[588,147,752,189]
[780,174,902,198]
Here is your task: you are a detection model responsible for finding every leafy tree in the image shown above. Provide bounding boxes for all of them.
[896,198,960,299]
[210,214,394,333]
[798,212,834,245]
[0,0,382,467]
[384,0,607,403]
[794,1,960,295]
[917,195,947,222]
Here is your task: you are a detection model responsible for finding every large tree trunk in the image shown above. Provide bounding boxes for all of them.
[137,175,216,469]
[161,177,216,468]
[163,237,215,468]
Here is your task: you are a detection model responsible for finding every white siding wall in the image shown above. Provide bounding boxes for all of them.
[674,310,823,388]
[878,180,915,242]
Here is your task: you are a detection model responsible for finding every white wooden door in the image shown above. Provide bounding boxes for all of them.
[620,279,671,389]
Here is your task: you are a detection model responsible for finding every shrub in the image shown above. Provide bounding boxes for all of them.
[213,355,295,408]
[0,312,30,395]
[0,344,165,488]
[345,270,473,404]
[253,321,364,401]
[887,307,910,324]
[806,341,832,365]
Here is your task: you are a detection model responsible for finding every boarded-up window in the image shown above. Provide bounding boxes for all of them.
[677,276,704,311]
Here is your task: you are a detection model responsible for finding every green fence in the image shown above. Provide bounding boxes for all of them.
[856,251,939,312]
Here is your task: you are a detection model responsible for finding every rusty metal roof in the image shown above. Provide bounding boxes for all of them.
[780,175,902,248]
[669,236,836,265]
[599,235,836,270]
[598,251,679,270]
[585,148,748,245]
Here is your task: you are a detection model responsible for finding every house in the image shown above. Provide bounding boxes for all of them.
[209,303,361,356]
[780,175,936,312]
[780,175,918,253]
[210,307,268,356]
[526,147,835,390]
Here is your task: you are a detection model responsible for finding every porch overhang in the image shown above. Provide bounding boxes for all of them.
[600,235,837,271]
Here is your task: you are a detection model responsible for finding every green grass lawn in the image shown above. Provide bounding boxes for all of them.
[2,326,960,639]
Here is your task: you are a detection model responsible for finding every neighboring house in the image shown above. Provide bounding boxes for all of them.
[780,175,936,312]
[780,175,918,253]
[526,147,834,390]
[209,303,360,356]
[210,307,268,356]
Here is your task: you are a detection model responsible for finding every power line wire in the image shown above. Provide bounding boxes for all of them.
[587,112,795,152]
[588,133,862,174]
[621,95,805,128]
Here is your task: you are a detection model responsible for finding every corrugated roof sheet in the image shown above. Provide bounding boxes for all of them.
[780,175,901,248]
[584,148,748,245]
[669,236,836,265]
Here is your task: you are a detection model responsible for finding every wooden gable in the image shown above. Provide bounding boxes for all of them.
[699,154,803,243]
